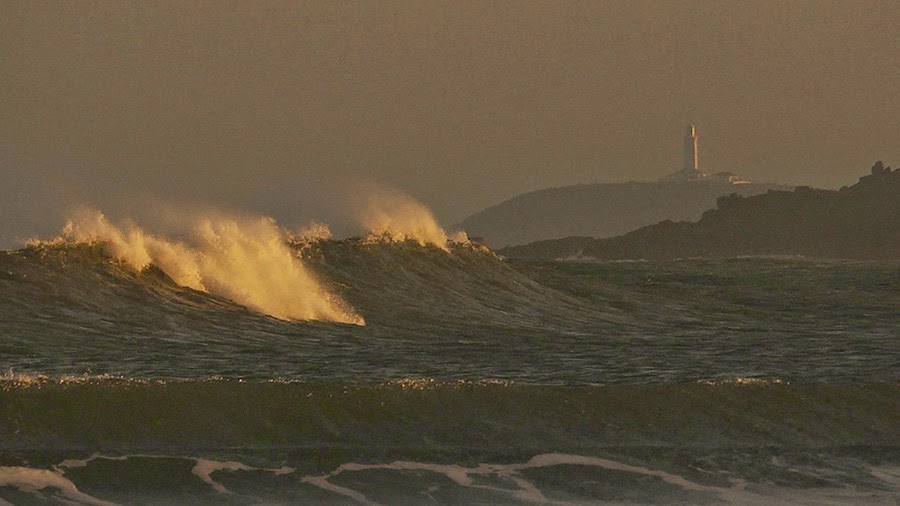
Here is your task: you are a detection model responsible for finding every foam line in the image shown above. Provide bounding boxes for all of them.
[0,466,118,506]
[191,459,295,494]
[519,453,723,492]
[57,453,297,497]
[301,454,725,505]
[301,475,377,505]
[14,452,897,505]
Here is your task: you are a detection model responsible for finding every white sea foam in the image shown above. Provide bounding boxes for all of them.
[10,452,897,505]
[55,454,296,497]
[300,452,900,505]
[191,459,294,494]
[0,370,162,390]
[56,209,363,324]
[0,466,117,506]
[698,377,790,386]
[866,465,900,489]
[381,377,514,390]
[299,453,727,505]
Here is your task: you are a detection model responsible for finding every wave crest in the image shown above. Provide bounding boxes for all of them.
[358,190,467,250]
[55,210,363,324]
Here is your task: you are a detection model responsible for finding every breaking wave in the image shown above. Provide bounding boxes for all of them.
[17,191,472,324]
[40,209,363,324]
[355,187,468,250]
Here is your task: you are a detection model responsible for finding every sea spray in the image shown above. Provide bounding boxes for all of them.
[58,210,364,324]
[357,188,467,250]
[292,221,333,241]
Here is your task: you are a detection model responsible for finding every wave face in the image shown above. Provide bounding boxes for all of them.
[3,379,897,451]
[1,379,898,505]
[2,242,896,384]
[1,237,899,503]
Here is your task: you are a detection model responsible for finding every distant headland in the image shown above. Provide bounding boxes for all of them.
[459,125,785,248]
[499,162,900,261]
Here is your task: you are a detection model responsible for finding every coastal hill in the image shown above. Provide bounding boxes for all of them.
[458,180,788,248]
[500,162,900,261]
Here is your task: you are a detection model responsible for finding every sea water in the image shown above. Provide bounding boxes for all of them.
[1,237,898,504]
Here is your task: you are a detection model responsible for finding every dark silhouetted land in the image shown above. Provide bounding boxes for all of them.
[459,181,787,248]
[500,162,900,261]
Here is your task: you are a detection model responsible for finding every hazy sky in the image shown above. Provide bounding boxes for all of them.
[1,1,898,246]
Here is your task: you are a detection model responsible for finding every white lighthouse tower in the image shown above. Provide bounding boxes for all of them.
[662,123,751,183]
[683,123,699,176]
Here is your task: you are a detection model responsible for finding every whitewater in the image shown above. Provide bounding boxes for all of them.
[1,203,898,504]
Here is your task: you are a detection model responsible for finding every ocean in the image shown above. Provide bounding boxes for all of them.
[1,232,898,504]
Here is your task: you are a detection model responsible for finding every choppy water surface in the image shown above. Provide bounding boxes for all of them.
[1,240,898,504]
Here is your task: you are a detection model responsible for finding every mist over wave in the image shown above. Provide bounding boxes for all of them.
[354,186,468,250]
